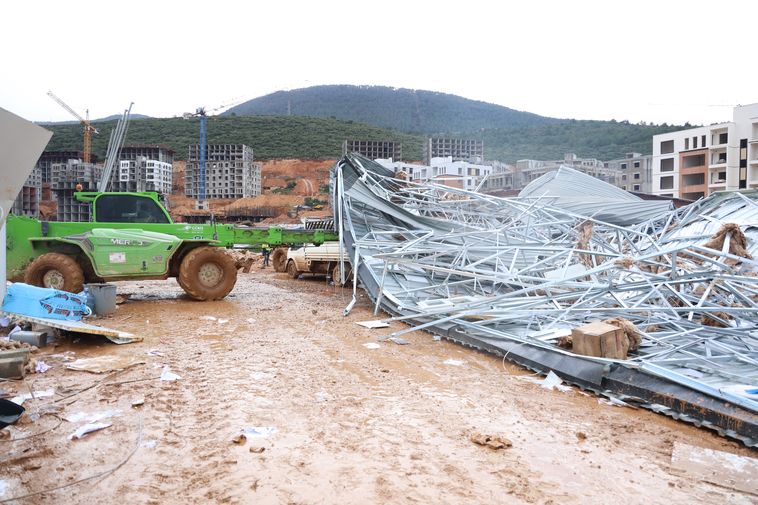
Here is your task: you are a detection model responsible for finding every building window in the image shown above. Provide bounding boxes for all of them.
[702,135,706,146]
[633,184,641,191]
[693,137,698,149]
[622,174,627,181]
[633,172,640,180]
[660,158,674,171]
[622,185,627,190]
[621,163,627,169]
[660,140,675,154]
[660,176,674,190]
[719,132,728,144]
[633,161,640,168]
[683,154,706,168]
[684,138,689,150]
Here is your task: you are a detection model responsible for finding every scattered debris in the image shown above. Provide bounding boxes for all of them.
[34,361,50,374]
[388,337,409,345]
[69,422,112,440]
[598,397,629,408]
[67,356,145,374]
[160,366,181,382]
[356,320,390,329]
[131,397,145,408]
[443,359,465,366]
[10,389,54,405]
[536,371,573,392]
[249,446,266,453]
[242,427,277,438]
[470,432,512,450]
[362,343,381,350]
[575,431,587,441]
[231,434,247,445]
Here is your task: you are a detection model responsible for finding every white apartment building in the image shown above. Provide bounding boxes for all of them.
[376,157,492,191]
[118,158,173,194]
[652,103,758,199]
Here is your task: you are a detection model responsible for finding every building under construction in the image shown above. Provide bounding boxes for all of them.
[11,165,42,217]
[109,145,174,194]
[51,159,102,221]
[425,138,483,164]
[185,144,261,199]
[343,140,402,161]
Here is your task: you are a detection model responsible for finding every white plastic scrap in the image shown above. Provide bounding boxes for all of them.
[10,389,55,405]
[242,427,277,438]
[160,365,181,381]
[443,359,465,366]
[69,422,112,440]
[217,319,229,325]
[200,315,217,321]
[356,320,390,329]
[35,361,51,373]
[146,349,165,357]
[539,371,573,392]
[362,343,381,350]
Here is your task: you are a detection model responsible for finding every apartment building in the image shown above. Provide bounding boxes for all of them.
[343,140,402,161]
[378,156,491,191]
[110,145,174,194]
[185,144,261,199]
[424,138,483,164]
[606,153,653,193]
[652,103,758,199]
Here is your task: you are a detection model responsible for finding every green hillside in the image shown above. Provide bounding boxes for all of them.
[41,116,426,161]
[470,120,684,162]
[224,85,557,134]
[42,115,683,164]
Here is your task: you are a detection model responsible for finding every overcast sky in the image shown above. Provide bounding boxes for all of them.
[3,0,756,126]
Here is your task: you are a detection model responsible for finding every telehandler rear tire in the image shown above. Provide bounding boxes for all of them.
[178,247,237,301]
[271,247,288,272]
[24,253,84,293]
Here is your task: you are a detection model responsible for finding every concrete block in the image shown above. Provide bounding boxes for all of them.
[10,330,47,347]
[0,349,29,378]
[571,321,629,359]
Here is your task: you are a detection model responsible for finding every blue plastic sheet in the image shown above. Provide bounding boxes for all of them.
[2,283,91,321]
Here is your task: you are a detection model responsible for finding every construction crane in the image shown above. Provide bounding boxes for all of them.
[183,99,244,203]
[47,91,98,163]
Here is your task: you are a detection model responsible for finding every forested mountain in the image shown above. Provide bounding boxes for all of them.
[223,85,557,134]
[41,85,685,163]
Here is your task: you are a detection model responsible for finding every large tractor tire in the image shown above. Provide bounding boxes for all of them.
[286,260,302,279]
[271,247,288,272]
[24,253,84,293]
[331,263,353,287]
[178,247,237,301]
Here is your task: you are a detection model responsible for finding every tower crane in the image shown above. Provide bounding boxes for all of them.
[47,91,99,163]
[183,98,244,203]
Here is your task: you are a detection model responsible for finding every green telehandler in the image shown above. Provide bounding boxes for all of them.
[5,191,337,300]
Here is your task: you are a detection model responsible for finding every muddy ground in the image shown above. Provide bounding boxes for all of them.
[1,269,756,504]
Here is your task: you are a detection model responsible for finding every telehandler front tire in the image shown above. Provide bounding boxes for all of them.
[24,253,84,293]
[178,247,237,301]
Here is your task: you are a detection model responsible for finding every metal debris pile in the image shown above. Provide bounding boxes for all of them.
[333,154,758,445]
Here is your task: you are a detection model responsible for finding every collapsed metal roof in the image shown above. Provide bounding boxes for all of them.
[333,153,758,445]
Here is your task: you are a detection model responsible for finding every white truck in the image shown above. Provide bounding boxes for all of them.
[284,241,352,285]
